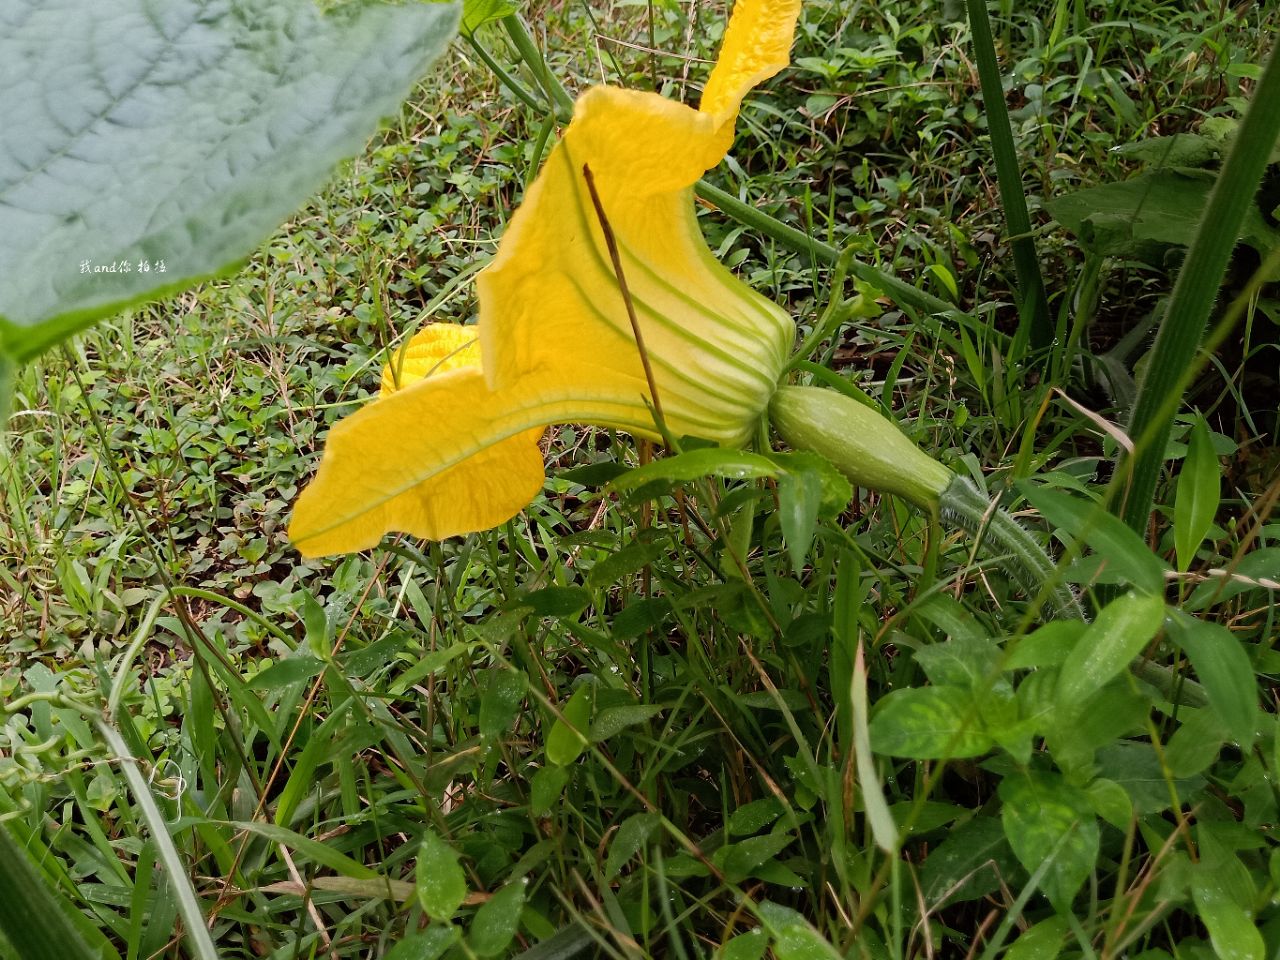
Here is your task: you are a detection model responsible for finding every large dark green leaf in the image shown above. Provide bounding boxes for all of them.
[1047,169,1280,263]
[0,0,460,363]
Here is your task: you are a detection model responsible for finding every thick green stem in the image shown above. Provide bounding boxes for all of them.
[1118,43,1280,535]
[938,475,1085,621]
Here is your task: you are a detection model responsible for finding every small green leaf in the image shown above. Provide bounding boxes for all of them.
[546,683,592,766]
[469,880,527,958]
[1055,591,1165,712]
[478,670,525,741]
[529,766,569,817]
[775,466,824,577]
[999,769,1099,912]
[756,903,841,960]
[605,812,662,880]
[714,833,796,884]
[386,925,460,960]
[247,655,325,692]
[515,586,592,618]
[1165,609,1259,748]
[868,686,994,759]
[718,929,768,960]
[921,816,1019,907]
[416,830,467,922]
[589,704,663,742]
[1191,866,1265,960]
[461,0,515,33]
[1174,415,1221,571]
[1004,916,1069,960]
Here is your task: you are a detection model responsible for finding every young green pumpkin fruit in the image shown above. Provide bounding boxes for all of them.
[769,384,1084,621]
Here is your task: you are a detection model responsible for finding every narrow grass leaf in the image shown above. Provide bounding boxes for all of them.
[0,822,118,960]
[852,641,898,853]
[97,722,217,960]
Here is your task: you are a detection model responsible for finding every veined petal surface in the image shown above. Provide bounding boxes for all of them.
[478,20,799,446]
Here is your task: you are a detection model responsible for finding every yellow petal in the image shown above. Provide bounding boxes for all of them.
[380,323,480,395]
[290,367,671,557]
[699,0,804,125]
[478,85,795,447]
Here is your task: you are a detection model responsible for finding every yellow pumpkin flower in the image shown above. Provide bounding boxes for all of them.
[291,0,803,557]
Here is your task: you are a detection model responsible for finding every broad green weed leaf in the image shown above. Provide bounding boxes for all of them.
[0,0,460,363]
[605,812,662,880]
[478,669,525,741]
[718,930,769,960]
[1174,415,1221,571]
[920,816,1018,907]
[546,682,592,766]
[417,829,467,921]
[1020,483,1168,593]
[868,686,994,759]
[999,769,1099,912]
[1055,591,1164,712]
[1191,866,1265,960]
[1004,916,1069,960]
[1165,609,1259,748]
[756,903,841,960]
[386,925,460,960]
[469,880,527,957]
[462,0,515,33]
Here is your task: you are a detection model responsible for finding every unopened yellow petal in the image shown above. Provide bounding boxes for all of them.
[699,0,804,125]
[478,85,794,447]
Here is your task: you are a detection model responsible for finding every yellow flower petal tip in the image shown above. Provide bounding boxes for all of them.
[700,0,804,123]
[291,2,805,557]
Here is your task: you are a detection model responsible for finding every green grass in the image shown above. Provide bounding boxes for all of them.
[3,1,1279,958]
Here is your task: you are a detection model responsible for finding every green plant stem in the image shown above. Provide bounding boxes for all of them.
[502,14,575,117]
[463,33,546,114]
[1118,44,1280,535]
[964,0,1051,350]
[694,181,962,320]
[939,475,1086,621]
[0,349,13,435]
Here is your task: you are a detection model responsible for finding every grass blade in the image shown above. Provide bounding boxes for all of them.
[97,721,220,960]
[1119,44,1280,534]
[0,822,119,960]
[965,0,1051,350]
